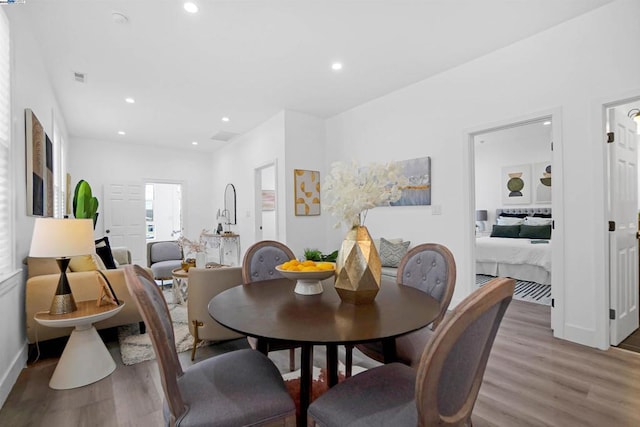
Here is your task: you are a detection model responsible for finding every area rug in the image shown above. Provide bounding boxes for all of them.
[282,363,367,418]
[476,274,551,306]
[118,290,205,365]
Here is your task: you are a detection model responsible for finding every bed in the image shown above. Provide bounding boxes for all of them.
[475,208,552,285]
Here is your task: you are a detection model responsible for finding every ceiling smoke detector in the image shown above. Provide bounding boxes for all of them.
[73,72,86,83]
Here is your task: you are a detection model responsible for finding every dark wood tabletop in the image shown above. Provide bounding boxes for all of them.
[208,276,439,426]
[208,277,439,344]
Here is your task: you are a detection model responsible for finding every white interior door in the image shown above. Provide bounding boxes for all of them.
[103,182,146,266]
[609,109,639,345]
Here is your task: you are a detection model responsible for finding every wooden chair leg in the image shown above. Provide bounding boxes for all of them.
[289,348,296,371]
[345,344,353,377]
[191,320,203,361]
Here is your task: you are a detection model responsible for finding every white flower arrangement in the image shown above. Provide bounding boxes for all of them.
[177,229,210,255]
[323,160,407,228]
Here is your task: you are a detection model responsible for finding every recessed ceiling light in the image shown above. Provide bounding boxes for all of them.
[118,131,126,135]
[192,141,198,145]
[331,62,343,71]
[221,117,230,122]
[184,2,198,13]
[125,97,135,104]
[543,121,551,126]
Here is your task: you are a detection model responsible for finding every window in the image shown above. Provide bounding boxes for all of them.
[0,8,12,277]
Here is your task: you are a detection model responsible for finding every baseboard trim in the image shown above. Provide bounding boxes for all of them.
[0,341,27,409]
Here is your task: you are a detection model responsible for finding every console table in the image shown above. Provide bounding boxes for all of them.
[202,233,241,266]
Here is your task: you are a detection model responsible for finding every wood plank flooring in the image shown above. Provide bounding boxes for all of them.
[2,300,640,426]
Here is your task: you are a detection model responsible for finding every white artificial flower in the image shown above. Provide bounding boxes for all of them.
[177,229,210,254]
[323,160,407,228]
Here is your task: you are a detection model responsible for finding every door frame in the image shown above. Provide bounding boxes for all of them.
[143,179,185,239]
[464,107,564,337]
[595,90,640,348]
[253,160,279,241]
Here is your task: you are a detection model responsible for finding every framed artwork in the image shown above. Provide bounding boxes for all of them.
[533,161,552,204]
[25,109,48,216]
[391,156,431,206]
[261,190,275,211]
[294,169,320,216]
[501,164,531,205]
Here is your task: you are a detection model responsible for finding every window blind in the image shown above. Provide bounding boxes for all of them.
[0,8,12,277]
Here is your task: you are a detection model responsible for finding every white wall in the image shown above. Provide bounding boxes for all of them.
[210,111,286,258]
[325,0,640,348]
[475,122,552,225]
[3,9,71,407]
[68,138,214,250]
[209,110,328,259]
[283,111,329,258]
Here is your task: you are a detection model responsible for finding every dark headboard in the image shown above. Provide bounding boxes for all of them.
[496,208,552,217]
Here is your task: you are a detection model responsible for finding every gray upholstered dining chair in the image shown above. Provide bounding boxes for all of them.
[308,276,514,427]
[123,265,296,427]
[345,243,456,374]
[242,240,299,371]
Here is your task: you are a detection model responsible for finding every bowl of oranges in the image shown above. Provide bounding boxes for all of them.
[276,260,336,295]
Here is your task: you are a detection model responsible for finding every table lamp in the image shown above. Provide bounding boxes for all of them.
[476,210,488,232]
[29,218,95,315]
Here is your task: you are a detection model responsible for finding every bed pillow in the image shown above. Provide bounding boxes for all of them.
[490,225,521,238]
[524,216,553,226]
[379,238,411,268]
[533,213,552,218]
[499,212,527,218]
[519,224,552,239]
[497,217,524,226]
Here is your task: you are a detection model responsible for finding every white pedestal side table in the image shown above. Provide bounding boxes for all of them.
[171,267,189,304]
[34,300,125,390]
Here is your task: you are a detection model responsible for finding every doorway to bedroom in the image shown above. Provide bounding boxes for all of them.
[472,117,555,312]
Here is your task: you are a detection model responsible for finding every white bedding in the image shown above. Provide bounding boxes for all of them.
[475,237,552,285]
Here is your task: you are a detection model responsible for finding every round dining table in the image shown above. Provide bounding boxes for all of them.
[208,277,439,426]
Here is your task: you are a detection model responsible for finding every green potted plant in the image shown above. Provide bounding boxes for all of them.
[73,179,99,229]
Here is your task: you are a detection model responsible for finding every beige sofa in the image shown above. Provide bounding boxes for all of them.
[187,266,245,360]
[26,248,145,344]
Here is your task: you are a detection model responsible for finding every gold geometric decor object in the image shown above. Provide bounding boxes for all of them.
[335,226,381,304]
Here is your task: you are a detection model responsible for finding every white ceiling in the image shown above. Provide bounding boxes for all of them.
[7,0,616,151]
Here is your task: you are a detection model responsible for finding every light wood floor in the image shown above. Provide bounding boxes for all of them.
[2,300,640,426]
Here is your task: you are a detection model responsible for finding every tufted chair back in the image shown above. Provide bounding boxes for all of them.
[397,243,456,330]
[242,240,296,284]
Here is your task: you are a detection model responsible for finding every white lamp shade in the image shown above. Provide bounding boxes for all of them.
[29,218,95,258]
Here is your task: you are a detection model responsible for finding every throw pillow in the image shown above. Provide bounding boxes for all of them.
[95,237,117,269]
[490,225,521,238]
[379,238,410,268]
[373,237,403,253]
[519,224,552,239]
[69,254,101,272]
